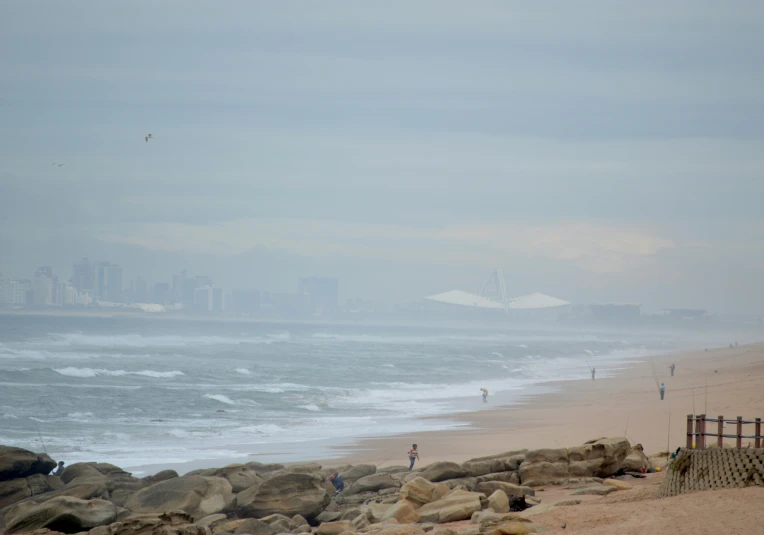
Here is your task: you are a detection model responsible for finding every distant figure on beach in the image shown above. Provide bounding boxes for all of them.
[660,383,666,400]
[51,461,65,476]
[328,472,344,496]
[670,363,675,377]
[481,388,488,402]
[408,444,420,471]
[591,367,596,380]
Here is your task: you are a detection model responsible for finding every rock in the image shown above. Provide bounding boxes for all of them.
[246,462,286,474]
[551,500,581,506]
[293,526,311,533]
[87,511,207,535]
[380,501,420,524]
[517,504,558,518]
[141,470,178,485]
[417,490,483,523]
[260,513,296,532]
[621,445,650,472]
[524,497,540,506]
[345,474,399,495]
[315,511,342,523]
[285,463,322,474]
[366,524,425,535]
[359,504,392,524]
[316,521,355,535]
[4,497,117,534]
[340,465,376,484]
[602,479,632,491]
[562,477,603,489]
[204,465,263,493]
[476,472,520,485]
[0,447,57,482]
[419,463,467,483]
[236,472,329,521]
[399,478,449,507]
[487,520,537,535]
[0,474,65,508]
[568,437,630,479]
[291,514,309,528]
[233,518,278,535]
[213,519,249,533]
[196,514,228,528]
[60,464,107,486]
[570,485,617,496]
[376,466,410,475]
[474,482,534,498]
[487,491,509,514]
[439,477,478,491]
[124,475,233,521]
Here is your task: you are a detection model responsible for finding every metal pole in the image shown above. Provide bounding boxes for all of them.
[718,415,724,449]
[686,414,694,449]
[737,416,743,448]
[756,418,761,449]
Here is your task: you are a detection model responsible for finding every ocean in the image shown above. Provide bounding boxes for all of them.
[0,315,698,474]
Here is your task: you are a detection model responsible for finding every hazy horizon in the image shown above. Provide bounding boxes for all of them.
[2,1,764,314]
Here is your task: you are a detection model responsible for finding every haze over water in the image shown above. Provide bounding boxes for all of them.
[0,315,712,474]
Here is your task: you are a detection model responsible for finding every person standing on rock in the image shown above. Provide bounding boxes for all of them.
[328,472,344,496]
[660,382,666,400]
[408,444,420,471]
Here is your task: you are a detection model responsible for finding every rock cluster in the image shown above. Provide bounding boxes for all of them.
[0,437,635,535]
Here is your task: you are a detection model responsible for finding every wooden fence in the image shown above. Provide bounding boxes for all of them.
[686,414,763,449]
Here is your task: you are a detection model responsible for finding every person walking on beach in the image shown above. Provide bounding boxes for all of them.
[660,382,666,400]
[669,363,675,377]
[408,444,420,471]
[481,388,488,402]
[591,367,596,380]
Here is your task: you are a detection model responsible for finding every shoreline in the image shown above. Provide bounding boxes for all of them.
[126,341,764,475]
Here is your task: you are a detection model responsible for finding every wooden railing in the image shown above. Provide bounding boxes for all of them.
[686,414,763,449]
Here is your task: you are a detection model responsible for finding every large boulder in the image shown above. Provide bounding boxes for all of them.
[344,473,399,495]
[142,470,178,486]
[417,490,483,523]
[60,463,108,486]
[621,444,650,472]
[340,464,376,484]
[236,471,329,521]
[440,477,478,491]
[60,462,145,498]
[246,462,286,474]
[202,464,263,493]
[4,496,117,534]
[0,474,65,508]
[399,477,449,507]
[90,511,208,535]
[419,462,467,483]
[0,447,57,482]
[474,482,534,498]
[568,437,630,478]
[376,466,410,475]
[380,500,420,524]
[477,472,520,485]
[487,491,509,514]
[123,475,233,521]
[233,518,278,535]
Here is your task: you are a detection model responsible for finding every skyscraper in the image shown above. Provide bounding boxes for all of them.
[72,258,94,292]
[299,277,339,310]
[96,262,123,303]
[33,267,54,306]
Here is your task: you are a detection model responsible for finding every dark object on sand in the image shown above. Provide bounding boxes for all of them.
[509,495,529,512]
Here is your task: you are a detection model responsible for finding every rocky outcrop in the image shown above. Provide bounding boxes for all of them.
[474,482,534,498]
[236,471,329,521]
[90,511,208,535]
[399,478,449,507]
[416,490,483,523]
[344,474,399,495]
[621,444,650,472]
[380,501,420,524]
[4,496,118,534]
[232,518,279,535]
[0,447,57,482]
[519,438,630,486]
[141,469,178,486]
[123,475,233,520]
[487,490,509,514]
[246,462,286,474]
[198,464,263,493]
[0,474,65,508]
[419,463,467,483]
[340,464,376,484]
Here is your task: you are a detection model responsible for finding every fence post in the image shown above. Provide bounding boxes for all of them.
[718,415,724,448]
[756,418,761,449]
[736,416,743,448]
[687,414,694,448]
[696,414,704,450]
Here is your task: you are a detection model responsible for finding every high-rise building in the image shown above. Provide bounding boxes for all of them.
[152,282,170,305]
[33,267,54,306]
[299,277,339,310]
[182,278,198,309]
[212,287,224,313]
[194,286,213,312]
[56,281,76,306]
[132,277,148,303]
[96,262,123,303]
[7,280,31,305]
[172,271,187,304]
[72,258,94,292]
[231,289,260,315]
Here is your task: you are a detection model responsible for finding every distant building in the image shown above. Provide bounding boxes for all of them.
[72,258,94,292]
[588,303,641,321]
[33,267,54,306]
[56,281,76,306]
[96,262,123,303]
[299,277,339,311]
[659,309,708,320]
[132,277,148,303]
[231,289,261,315]
[172,271,186,304]
[6,280,31,305]
[182,278,198,309]
[212,287,224,313]
[152,282,170,305]
[194,286,213,312]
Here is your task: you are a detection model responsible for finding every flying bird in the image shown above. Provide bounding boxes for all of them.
[58,164,65,167]
[145,133,154,142]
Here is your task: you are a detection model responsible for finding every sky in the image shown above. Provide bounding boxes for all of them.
[2,1,764,313]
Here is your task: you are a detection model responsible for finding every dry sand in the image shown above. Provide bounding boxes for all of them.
[330,342,764,466]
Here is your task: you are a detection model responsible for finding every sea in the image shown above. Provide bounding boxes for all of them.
[0,315,715,474]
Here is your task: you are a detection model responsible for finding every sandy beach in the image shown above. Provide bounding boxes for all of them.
[328,342,764,468]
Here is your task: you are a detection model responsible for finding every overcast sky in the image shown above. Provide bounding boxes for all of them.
[2,1,764,313]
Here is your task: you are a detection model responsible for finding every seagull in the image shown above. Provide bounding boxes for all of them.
[58,163,65,167]
[145,133,153,142]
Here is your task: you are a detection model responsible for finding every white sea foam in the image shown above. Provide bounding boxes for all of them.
[204,394,236,405]
[2,413,18,419]
[235,368,251,375]
[300,404,321,412]
[45,332,290,349]
[53,367,184,378]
